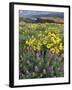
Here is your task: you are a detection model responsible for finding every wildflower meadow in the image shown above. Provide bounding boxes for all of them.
[19,11,64,79]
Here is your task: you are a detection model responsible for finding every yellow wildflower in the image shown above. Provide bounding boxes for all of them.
[50,48,55,53]
[56,37,61,44]
[47,44,53,49]
[51,33,56,38]
[32,38,36,42]
[56,34,60,37]
[55,47,59,54]
[48,32,51,36]
[51,37,56,44]
[26,40,29,44]
[26,39,33,46]
[59,43,63,50]
[43,40,47,45]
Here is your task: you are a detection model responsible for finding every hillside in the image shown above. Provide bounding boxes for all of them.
[19,16,64,24]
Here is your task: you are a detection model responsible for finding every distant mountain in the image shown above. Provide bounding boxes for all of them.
[30,13,64,18]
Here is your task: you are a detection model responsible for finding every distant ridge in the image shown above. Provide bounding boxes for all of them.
[30,13,64,18]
